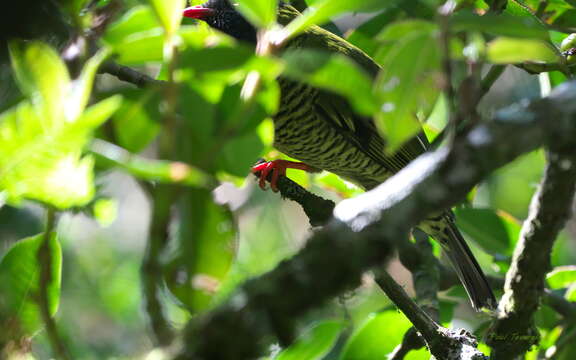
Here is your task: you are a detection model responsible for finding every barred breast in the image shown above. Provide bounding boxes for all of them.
[273,78,391,189]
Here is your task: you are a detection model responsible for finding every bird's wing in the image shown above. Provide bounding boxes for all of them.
[315,90,428,173]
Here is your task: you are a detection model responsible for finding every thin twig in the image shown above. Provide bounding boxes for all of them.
[431,64,507,148]
[438,0,458,141]
[373,271,438,345]
[37,209,71,360]
[374,270,485,360]
[140,38,183,347]
[535,0,549,18]
[478,65,506,101]
[389,328,425,360]
[141,184,176,346]
[99,61,166,88]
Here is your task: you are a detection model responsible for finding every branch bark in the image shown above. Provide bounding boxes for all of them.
[487,147,576,359]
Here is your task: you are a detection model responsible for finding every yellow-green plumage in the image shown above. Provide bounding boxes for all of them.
[187,1,496,310]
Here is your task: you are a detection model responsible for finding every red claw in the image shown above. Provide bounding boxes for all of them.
[251,160,317,192]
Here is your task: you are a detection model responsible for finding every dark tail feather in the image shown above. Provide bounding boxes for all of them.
[441,214,497,311]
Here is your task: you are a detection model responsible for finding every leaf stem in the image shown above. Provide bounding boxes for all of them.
[37,208,70,360]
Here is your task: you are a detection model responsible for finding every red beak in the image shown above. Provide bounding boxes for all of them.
[183,5,215,19]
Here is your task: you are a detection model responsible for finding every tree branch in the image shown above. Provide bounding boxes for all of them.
[99,61,165,88]
[375,270,486,360]
[253,170,335,227]
[487,147,576,359]
[176,82,576,360]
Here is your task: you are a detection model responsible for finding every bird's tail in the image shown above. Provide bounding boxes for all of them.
[423,213,497,311]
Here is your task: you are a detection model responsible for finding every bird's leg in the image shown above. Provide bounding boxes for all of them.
[252,160,319,192]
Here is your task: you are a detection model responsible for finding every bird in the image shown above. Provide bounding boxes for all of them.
[183,0,497,311]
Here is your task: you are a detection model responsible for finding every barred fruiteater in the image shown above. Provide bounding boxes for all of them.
[183,0,497,311]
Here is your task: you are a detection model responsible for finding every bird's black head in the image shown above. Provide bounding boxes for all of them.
[183,0,257,43]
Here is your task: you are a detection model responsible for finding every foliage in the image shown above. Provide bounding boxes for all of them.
[0,0,575,359]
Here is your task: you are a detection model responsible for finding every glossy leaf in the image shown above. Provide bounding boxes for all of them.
[112,87,161,153]
[237,0,277,28]
[274,320,344,360]
[340,309,429,360]
[346,5,404,56]
[0,97,121,208]
[374,29,440,151]
[93,198,118,227]
[486,150,545,219]
[565,283,576,302]
[9,40,70,123]
[0,233,62,337]
[165,188,236,313]
[68,49,110,121]
[546,266,576,289]
[277,0,387,42]
[282,49,378,115]
[112,29,165,64]
[148,0,186,35]
[103,5,161,46]
[180,46,254,73]
[314,172,362,198]
[91,139,209,186]
[2,41,121,208]
[218,132,264,177]
[454,207,520,255]
[450,11,549,40]
[487,38,559,64]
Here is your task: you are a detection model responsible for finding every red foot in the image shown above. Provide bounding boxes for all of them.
[252,160,316,192]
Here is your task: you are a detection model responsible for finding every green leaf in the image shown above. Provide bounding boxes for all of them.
[486,150,545,219]
[374,29,440,151]
[450,11,549,40]
[340,309,429,360]
[0,95,121,209]
[282,49,378,115]
[376,20,437,42]
[546,266,576,289]
[454,207,520,255]
[112,29,165,65]
[218,132,264,177]
[314,172,362,198]
[62,0,91,19]
[565,283,576,302]
[237,0,278,28]
[103,5,161,46]
[112,88,161,153]
[91,139,209,186]
[179,45,255,73]
[68,49,110,121]
[148,0,186,35]
[93,198,118,227]
[277,0,387,42]
[165,188,236,313]
[9,40,70,123]
[346,5,404,57]
[275,320,344,360]
[487,38,559,64]
[0,233,62,337]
